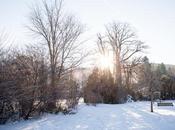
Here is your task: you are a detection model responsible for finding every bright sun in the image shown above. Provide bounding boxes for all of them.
[97,54,113,71]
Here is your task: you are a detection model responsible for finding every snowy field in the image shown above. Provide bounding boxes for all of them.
[1,101,175,130]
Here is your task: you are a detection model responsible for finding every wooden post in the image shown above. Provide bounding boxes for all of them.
[151,91,153,112]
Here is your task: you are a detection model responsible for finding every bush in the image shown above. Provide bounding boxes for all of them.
[84,68,118,104]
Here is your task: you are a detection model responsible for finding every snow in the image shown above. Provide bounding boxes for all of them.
[1,101,175,130]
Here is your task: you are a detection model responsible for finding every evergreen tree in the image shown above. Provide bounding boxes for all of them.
[84,68,117,104]
[156,63,167,76]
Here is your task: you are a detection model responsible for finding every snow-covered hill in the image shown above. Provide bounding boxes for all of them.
[1,101,175,130]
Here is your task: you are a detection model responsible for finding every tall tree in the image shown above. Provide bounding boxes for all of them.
[98,23,146,85]
[97,22,146,102]
[28,0,83,109]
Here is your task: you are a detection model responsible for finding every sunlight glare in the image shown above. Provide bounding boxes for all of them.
[98,54,113,71]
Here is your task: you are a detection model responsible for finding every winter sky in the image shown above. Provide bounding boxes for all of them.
[0,0,175,65]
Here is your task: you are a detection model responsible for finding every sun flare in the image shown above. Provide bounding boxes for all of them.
[97,54,113,71]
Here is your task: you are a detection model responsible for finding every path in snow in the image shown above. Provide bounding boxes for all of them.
[1,101,175,130]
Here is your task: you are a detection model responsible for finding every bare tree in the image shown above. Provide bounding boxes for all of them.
[137,57,160,112]
[123,57,142,92]
[107,23,146,85]
[14,45,48,119]
[97,22,147,102]
[97,34,107,56]
[28,0,84,109]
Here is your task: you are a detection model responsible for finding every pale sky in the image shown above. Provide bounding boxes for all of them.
[0,0,175,65]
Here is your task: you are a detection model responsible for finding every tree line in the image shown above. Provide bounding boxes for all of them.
[84,56,175,111]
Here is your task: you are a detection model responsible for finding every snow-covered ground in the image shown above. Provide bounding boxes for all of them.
[1,101,175,130]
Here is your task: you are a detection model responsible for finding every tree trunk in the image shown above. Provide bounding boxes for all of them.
[115,52,122,87]
[46,65,57,111]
